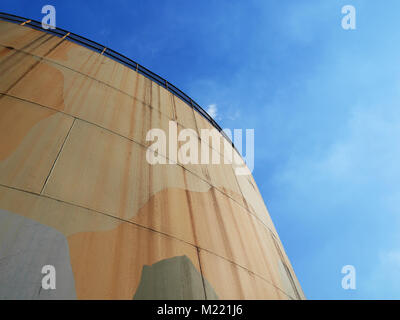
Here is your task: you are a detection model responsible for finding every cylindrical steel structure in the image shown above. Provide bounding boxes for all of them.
[0,16,304,300]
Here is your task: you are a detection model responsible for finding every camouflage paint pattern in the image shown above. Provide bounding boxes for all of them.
[0,20,304,299]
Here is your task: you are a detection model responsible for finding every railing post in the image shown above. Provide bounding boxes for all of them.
[20,19,31,26]
[0,12,238,157]
[61,32,70,40]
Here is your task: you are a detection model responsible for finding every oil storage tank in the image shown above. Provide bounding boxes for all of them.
[0,13,304,300]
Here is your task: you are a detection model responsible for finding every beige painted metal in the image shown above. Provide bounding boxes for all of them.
[0,20,304,300]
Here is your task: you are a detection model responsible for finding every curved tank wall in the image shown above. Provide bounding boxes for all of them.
[0,19,304,300]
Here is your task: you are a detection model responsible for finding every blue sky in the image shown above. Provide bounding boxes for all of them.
[2,0,400,299]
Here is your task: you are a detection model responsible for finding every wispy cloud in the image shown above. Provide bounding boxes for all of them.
[206,104,218,119]
[227,109,240,121]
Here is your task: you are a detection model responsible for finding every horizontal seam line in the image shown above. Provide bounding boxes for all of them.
[0,44,185,127]
[0,182,295,299]
[0,92,277,238]
[0,43,235,162]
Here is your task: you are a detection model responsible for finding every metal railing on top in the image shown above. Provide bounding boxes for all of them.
[0,12,237,151]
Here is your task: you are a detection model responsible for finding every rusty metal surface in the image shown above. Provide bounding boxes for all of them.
[0,18,305,300]
[0,12,235,149]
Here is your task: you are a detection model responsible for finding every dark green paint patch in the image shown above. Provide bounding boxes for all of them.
[133,255,218,300]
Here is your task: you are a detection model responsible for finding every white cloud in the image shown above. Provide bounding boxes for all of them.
[276,100,400,193]
[271,101,400,298]
[206,104,218,119]
[381,251,400,267]
[363,249,400,298]
[228,109,240,121]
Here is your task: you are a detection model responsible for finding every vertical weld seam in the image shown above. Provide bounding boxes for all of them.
[40,117,76,194]
[172,94,177,121]
[4,33,66,94]
[271,232,301,300]
[182,170,207,299]
[0,33,47,69]
[196,247,208,300]
[191,100,201,137]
